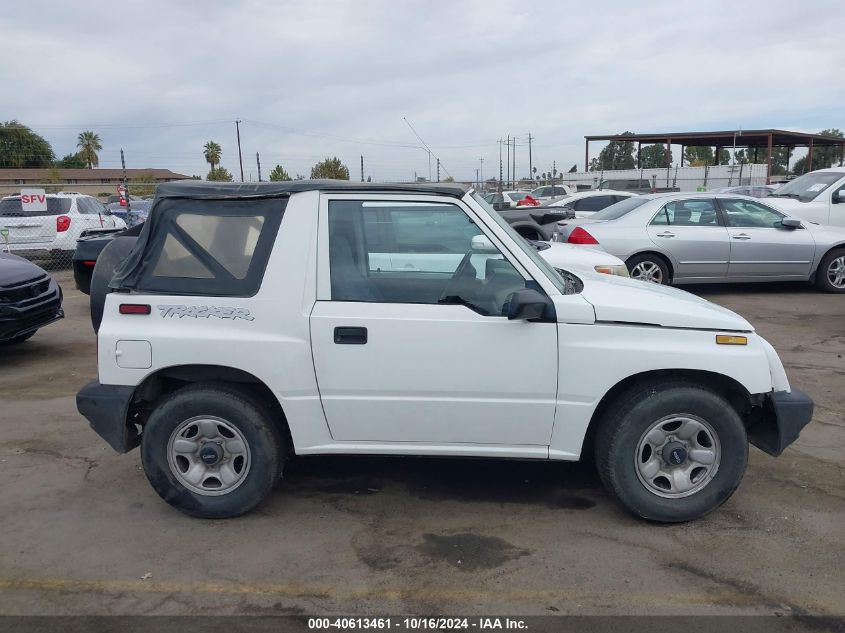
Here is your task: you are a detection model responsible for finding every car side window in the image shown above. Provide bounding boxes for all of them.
[720,199,785,228]
[651,199,720,226]
[328,200,526,316]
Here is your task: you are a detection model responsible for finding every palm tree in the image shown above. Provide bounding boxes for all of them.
[77,131,102,169]
[204,141,222,172]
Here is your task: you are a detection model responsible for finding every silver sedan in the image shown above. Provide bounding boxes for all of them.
[552,193,845,293]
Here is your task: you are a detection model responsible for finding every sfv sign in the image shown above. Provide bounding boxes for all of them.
[20,188,48,213]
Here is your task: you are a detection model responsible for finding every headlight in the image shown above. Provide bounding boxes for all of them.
[594,264,629,277]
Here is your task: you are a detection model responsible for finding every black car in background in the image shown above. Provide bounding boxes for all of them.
[0,251,63,345]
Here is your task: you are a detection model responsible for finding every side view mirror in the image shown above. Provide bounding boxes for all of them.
[507,288,555,322]
[781,217,802,229]
[471,234,499,253]
[835,190,845,203]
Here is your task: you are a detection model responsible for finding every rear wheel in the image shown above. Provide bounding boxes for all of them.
[816,248,845,293]
[626,253,670,285]
[595,382,747,522]
[141,383,284,518]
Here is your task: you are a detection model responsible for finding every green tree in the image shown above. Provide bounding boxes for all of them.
[684,146,714,166]
[268,164,291,181]
[443,176,455,183]
[77,131,102,169]
[56,152,86,168]
[791,129,845,174]
[310,156,350,180]
[595,132,636,170]
[640,144,671,168]
[207,166,233,181]
[44,167,64,193]
[203,141,222,172]
[568,163,577,173]
[0,120,55,168]
[131,171,157,197]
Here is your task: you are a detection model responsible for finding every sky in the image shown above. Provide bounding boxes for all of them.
[1,0,843,182]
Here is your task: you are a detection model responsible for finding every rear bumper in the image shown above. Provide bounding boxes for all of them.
[748,388,814,456]
[76,380,139,453]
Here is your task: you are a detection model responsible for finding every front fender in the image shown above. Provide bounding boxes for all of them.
[549,324,774,458]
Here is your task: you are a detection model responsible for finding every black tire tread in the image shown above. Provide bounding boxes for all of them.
[141,382,284,518]
[595,380,747,523]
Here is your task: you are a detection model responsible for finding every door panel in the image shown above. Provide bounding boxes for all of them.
[311,301,557,444]
[646,199,729,279]
[313,196,558,446]
[719,198,815,278]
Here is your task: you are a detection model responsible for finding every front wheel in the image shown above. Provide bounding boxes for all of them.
[595,382,748,522]
[816,248,845,293]
[141,383,284,518]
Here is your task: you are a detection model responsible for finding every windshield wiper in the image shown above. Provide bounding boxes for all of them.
[770,192,800,199]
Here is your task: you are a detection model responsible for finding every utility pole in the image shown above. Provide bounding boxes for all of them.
[475,168,479,189]
[512,136,516,189]
[479,157,484,188]
[436,158,440,182]
[256,152,262,182]
[360,155,364,182]
[498,139,503,191]
[506,136,510,189]
[235,120,244,182]
[528,133,533,182]
[120,149,130,214]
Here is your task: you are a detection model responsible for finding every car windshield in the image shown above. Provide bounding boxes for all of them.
[470,192,566,294]
[508,192,529,201]
[588,196,650,221]
[770,172,843,202]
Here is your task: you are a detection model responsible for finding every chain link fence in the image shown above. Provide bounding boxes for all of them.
[0,190,129,272]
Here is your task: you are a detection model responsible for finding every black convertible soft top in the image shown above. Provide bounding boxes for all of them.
[110,179,470,294]
[153,179,470,199]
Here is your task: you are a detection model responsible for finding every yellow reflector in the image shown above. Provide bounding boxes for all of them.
[716,335,747,345]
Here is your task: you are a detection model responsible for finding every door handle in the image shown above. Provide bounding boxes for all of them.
[334,326,368,345]
[656,232,675,238]
[732,234,751,240]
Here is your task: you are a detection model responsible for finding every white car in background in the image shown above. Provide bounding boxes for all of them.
[545,190,638,217]
[766,168,845,226]
[0,192,125,257]
[529,184,574,200]
[483,190,533,210]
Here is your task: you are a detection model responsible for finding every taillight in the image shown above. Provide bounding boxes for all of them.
[119,304,151,315]
[567,226,599,245]
[56,215,71,232]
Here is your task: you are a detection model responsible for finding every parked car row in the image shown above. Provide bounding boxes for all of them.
[551,189,845,292]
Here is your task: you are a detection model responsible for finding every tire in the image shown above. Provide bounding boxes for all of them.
[626,253,670,285]
[0,330,36,346]
[815,248,845,293]
[594,381,748,523]
[141,383,284,518]
[90,236,138,332]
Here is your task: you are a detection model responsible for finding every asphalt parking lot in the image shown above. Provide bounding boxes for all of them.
[0,271,843,617]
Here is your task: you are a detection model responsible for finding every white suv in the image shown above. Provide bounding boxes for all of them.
[77,181,813,522]
[0,192,126,256]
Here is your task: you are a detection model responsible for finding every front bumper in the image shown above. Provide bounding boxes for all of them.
[0,282,64,342]
[748,388,814,456]
[76,380,139,453]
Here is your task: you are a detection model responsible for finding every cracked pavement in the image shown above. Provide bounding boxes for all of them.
[0,272,843,619]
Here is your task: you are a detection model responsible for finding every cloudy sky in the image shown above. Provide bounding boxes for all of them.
[2,0,843,181]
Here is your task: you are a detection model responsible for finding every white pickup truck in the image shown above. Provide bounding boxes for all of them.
[767,167,845,226]
[77,180,813,522]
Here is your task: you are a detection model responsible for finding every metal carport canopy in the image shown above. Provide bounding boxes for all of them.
[583,129,845,180]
